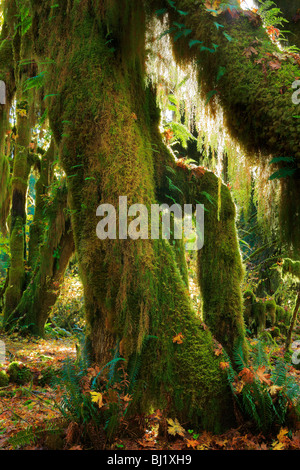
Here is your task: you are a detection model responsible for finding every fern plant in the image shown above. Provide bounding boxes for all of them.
[257,0,287,29]
[7,422,61,449]
[224,339,300,432]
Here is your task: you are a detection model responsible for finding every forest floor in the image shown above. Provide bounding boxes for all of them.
[0,331,300,451]
[0,266,300,450]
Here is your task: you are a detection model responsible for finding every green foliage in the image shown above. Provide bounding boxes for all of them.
[257,0,288,29]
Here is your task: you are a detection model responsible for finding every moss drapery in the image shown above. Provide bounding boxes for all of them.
[152,0,300,256]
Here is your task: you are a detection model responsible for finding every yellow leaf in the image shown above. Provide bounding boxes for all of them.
[277,427,289,443]
[269,385,283,397]
[272,441,285,450]
[173,333,184,344]
[90,391,103,408]
[167,418,185,437]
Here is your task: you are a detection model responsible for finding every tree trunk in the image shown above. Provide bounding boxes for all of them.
[5,185,75,335]
[28,140,55,269]
[0,20,16,235]
[24,0,251,431]
[3,83,32,319]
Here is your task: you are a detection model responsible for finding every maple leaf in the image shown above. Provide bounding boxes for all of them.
[272,441,285,450]
[154,409,162,420]
[214,346,223,356]
[173,333,184,344]
[238,367,254,384]
[256,366,272,386]
[219,361,230,371]
[243,46,258,58]
[277,427,289,443]
[121,393,132,402]
[186,438,199,449]
[167,418,185,437]
[232,377,244,394]
[268,60,281,70]
[90,391,103,408]
[268,385,283,397]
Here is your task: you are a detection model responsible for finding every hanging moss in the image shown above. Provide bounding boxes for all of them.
[157,0,300,257]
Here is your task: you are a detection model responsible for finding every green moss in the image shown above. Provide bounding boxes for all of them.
[252,301,266,334]
[276,305,288,323]
[8,362,32,385]
[196,172,246,358]
[282,258,300,281]
[0,370,9,387]
[132,239,234,433]
[265,299,276,327]
[243,290,255,327]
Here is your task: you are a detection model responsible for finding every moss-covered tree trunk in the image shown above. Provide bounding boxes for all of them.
[23,0,252,431]
[8,185,75,335]
[3,81,32,319]
[28,140,55,269]
[0,19,16,234]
